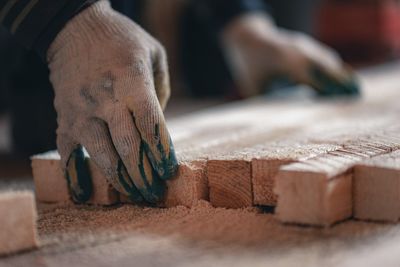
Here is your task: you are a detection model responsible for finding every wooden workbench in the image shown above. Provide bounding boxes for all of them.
[2,62,400,266]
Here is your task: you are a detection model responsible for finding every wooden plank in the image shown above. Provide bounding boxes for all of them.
[0,191,38,255]
[274,137,400,226]
[354,150,400,222]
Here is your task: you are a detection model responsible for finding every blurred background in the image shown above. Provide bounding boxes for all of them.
[1,0,400,176]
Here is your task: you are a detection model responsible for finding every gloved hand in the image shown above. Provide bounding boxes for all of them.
[221,13,360,98]
[47,0,178,204]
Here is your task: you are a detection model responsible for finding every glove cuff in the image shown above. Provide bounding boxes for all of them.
[47,0,129,63]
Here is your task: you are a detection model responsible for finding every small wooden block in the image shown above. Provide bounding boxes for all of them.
[0,191,38,255]
[31,151,119,205]
[252,159,294,206]
[207,159,252,208]
[32,152,69,203]
[163,160,208,207]
[251,143,339,206]
[354,150,400,222]
[86,161,120,205]
[275,167,352,226]
[274,143,391,226]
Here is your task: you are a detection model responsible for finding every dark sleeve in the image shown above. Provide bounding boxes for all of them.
[195,0,270,32]
[0,0,98,60]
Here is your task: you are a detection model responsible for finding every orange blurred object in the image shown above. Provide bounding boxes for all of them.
[317,0,400,65]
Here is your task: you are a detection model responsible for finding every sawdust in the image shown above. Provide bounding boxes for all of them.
[1,178,395,265]
[37,200,390,250]
[2,183,399,267]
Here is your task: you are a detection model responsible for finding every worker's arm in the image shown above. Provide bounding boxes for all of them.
[1,0,178,204]
[0,0,97,59]
[197,0,360,98]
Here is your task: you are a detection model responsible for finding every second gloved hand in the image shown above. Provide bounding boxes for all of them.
[221,13,360,98]
[47,0,178,204]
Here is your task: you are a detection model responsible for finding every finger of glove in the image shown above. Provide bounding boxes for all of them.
[125,84,178,180]
[80,118,144,203]
[57,133,92,203]
[152,46,171,110]
[123,65,179,181]
[107,108,165,203]
[309,64,360,97]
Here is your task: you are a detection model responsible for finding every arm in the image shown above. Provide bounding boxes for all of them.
[0,0,96,59]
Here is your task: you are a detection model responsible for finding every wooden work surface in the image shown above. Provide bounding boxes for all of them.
[2,63,400,266]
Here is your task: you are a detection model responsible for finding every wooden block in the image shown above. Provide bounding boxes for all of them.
[252,160,292,206]
[354,150,400,222]
[274,142,393,226]
[31,151,119,205]
[86,161,120,205]
[163,160,208,207]
[206,142,343,209]
[0,191,38,255]
[31,152,69,203]
[251,143,339,206]
[207,158,252,208]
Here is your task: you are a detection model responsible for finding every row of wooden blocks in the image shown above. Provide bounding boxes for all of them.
[32,151,208,208]
[32,137,400,227]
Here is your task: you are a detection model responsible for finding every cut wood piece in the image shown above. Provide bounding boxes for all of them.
[274,142,396,226]
[208,159,252,208]
[164,160,208,207]
[251,143,340,206]
[86,161,120,205]
[31,152,69,203]
[32,151,119,206]
[252,159,293,206]
[354,150,400,222]
[207,143,339,209]
[0,191,38,255]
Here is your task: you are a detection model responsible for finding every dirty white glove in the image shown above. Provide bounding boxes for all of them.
[47,0,177,204]
[221,13,359,98]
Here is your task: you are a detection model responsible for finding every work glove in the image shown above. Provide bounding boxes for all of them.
[221,13,360,98]
[47,0,178,204]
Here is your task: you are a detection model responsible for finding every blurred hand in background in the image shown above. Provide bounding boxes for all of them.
[220,12,359,98]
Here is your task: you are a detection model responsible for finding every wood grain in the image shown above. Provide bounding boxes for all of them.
[354,150,400,222]
[275,135,400,226]
[208,159,252,208]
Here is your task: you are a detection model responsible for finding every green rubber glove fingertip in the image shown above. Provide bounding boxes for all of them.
[66,146,93,203]
[311,66,361,97]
